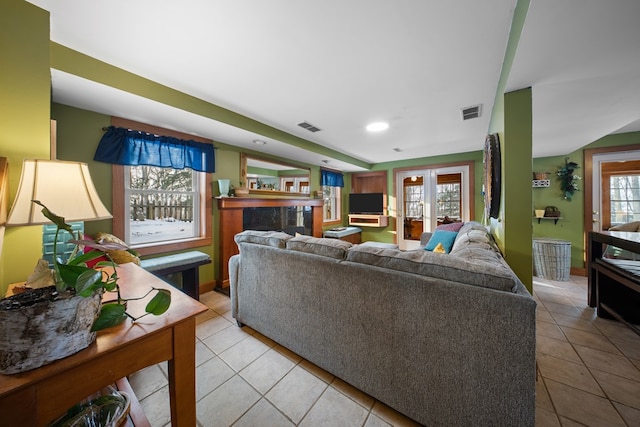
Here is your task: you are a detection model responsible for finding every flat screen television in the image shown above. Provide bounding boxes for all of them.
[349,192,384,214]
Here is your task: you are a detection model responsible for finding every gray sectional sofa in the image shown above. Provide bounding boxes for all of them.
[229,222,536,426]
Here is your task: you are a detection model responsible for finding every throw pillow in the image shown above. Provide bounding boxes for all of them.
[432,242,446,253]
[425,229,458,253]
[436,221,464,232]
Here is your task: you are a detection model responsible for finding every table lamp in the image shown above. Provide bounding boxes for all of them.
[6,159,112,226]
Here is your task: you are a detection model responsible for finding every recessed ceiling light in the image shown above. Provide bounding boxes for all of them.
[252,139,267,145]
[366,122,389,132]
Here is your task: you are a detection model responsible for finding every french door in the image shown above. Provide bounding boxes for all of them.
[396,165,470,250]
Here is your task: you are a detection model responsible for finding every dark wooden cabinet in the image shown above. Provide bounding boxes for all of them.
[588,231,640,335]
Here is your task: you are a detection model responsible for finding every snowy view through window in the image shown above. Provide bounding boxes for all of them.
[127,165,200,245]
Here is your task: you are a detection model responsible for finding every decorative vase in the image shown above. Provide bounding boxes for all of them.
[0,286,102,374]
[218,179,231,197]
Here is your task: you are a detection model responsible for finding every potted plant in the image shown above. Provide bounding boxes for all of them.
[0,201,171,374]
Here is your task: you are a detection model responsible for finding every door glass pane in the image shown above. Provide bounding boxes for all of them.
[610,174,640,226]
[403,176,423,240]
[436,173,462,225]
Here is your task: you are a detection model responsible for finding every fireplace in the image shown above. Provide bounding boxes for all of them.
[243,206,312,236]
[216,197,324,289]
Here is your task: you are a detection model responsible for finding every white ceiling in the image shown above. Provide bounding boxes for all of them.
[27,0,640,171]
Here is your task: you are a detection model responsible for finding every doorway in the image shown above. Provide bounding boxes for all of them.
[586,147,640,233]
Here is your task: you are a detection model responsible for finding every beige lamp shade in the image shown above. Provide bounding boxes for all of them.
[6,159,112,226]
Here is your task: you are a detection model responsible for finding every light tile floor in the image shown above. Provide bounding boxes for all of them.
[130,276,640,426]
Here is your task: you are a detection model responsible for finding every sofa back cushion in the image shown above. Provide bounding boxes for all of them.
[450,221,501,255]
[234,230,293,248]
[286,235,353,259]
[346,245,518,292]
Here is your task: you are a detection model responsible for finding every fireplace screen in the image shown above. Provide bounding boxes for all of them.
[242,206,312,235]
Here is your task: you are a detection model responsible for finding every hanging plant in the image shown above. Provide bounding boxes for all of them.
[557,157,581,200]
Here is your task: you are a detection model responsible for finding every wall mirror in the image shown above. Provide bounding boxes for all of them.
[240,153,310,196]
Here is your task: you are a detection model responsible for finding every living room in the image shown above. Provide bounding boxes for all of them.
[2,1,640,426]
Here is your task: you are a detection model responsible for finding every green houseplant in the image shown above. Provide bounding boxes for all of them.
[0,201,171,374]
[34,200,172,331]
[557,157,581,200]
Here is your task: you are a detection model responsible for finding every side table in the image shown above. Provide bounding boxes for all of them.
[0,263,208,426]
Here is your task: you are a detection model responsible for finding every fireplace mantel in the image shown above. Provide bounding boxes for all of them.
[217,196,323,210]
[216,197,324,289]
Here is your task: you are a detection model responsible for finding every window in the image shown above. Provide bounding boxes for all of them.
[436,174,462,219]
[321,169,344,224]
[323,186,341,223]
[609,174,640,226]
[109,118,212,256]
[125,165,200,245]
[113,164,211,255]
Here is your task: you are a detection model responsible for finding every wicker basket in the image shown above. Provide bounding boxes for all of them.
[533,238,571,281]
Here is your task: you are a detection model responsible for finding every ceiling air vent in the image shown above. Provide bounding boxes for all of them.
[297,121,322,133]
[461,104,482,121]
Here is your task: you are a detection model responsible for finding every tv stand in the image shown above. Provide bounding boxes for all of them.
[348,214,388,227]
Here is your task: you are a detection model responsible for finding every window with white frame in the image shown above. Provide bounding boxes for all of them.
[323,185,341,223]
[124,165,204,246]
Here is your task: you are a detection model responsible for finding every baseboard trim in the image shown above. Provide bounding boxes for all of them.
[570,267,586,277]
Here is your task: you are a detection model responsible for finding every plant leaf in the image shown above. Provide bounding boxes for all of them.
[57,263,92,287]
[75,269,104,296]
[68,239,129,252]
[33,200,74,235]
[92,303,127,331]
[145,288,172,315]
[67,250,105,266]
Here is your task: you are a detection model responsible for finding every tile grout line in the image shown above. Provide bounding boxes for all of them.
[540,278,639,426]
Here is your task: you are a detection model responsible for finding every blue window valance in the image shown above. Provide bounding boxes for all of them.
[321,169,344,187]
[94,126,215,173]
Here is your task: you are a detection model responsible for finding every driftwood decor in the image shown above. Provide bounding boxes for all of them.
[0,286,102,374]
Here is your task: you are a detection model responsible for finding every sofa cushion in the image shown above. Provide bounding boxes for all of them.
[346,245,518,292]
[450,222,501,255]
[234,230,292,248]
[286,235,353,259]
[435,222,464,232]
[425,230,458,253]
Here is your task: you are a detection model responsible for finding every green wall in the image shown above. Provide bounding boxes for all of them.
[51,103,259,287]
[533,131,640,270]
[0,0,51,293]
[51,104,113,237]
[51,103,325,287]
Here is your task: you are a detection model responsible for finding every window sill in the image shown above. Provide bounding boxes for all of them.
[132,237,212,256]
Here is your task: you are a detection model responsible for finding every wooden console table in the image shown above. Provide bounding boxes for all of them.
[588,231,640,335]
[0,263,208,426]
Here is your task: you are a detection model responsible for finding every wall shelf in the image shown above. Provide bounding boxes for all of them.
[533,179,550,188]
[348,214,389,227]
[535,216,562,225]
